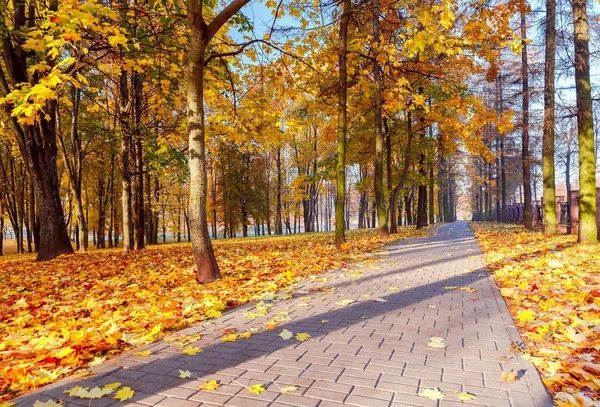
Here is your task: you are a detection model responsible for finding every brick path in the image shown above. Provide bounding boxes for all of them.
[12,222,553,407]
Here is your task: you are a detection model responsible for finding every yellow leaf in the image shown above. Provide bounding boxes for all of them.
[427,337,447,348]
[135,350,152,356]
[239,331,252,339]
[502,370,518,382]
[108,35,128,48]
[418,388,445,400]
[114,387,135,401]
[182,346,202,355]
[335,299,354,306]
[517,310,535,322]
[199,380,220,391]
[295,333,312,341]
[279,386,298,393]
[222,334,237,342]
[103,382,121,390]
[0,402,15,407]
[389,286,401,291]
[457,392,477,401]
[247,384,266,394]
[53,346,75,358]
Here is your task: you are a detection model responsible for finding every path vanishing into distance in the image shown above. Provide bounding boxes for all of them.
[12,222,553,407]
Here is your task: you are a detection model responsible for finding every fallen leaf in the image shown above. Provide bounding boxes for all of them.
[222,334,237,342]
[295,333,312,341]
[418,387,445,400]
[178,370,193,379]
[279,385,298,393]
[502,370,518,382]
[199,380,220,391]
[135,350,152,356]
[182,346,203,355]
[457,392,477,401]
[427,337,447,348]
[279,329,293,340]
[114,386,135,401]
[247,384,266,394]
[335,299,354,306]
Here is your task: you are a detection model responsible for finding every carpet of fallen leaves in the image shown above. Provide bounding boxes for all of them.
[472,222,600,407]
[0,227,429,401]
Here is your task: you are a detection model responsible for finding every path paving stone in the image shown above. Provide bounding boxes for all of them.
[12,222,553,407]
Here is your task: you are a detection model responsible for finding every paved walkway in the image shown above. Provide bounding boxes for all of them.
[13,222,552,407]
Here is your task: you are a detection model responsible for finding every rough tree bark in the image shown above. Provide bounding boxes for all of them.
[573,0,597,242]
[372,0,387,235]
[0,2,72,260]
[520,5,533,229]
[542,0,557,234]
[335,0,352,248]
[187,0,250,282]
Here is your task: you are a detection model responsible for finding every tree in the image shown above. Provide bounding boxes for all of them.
[0,1,73,260]
[520,2,532,230]
[335,0,352,249]
[542,0,557,235]
[372,0,387,235]
[572,0,597,243]
[186,0,251,283]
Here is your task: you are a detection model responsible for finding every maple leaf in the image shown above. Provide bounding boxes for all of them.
[178,370,194,379]
[182,346,202,355]
[295,333,312,341]
[457,392,477,401]
[279,386,298,393]
[389,286,400,291]
[52,346,75,358]
[114,387,135,401]
[247,384,266,394]
[199,380,220,391]
[418,388,445,400]
[239,331,252,339]
[0,402,15,407]
[335,299,354,306]
[135,350,152,356]
[502,370,518,382]
[222,334,237,342]
[517,310,535,322]
[279,329,293,340]
[65,385,88,397]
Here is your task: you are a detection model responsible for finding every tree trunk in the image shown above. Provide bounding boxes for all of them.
[188,25,220,282]
[335,0,352,248]
[521,6,533,230]
[542,0,557,234]
[573,0,597,242]
[372,0,387,235]
[390,111,414,233]
[120,71,133,251]
[0,2,72,261]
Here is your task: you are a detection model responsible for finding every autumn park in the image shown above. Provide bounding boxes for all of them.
[0,0,599,405]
